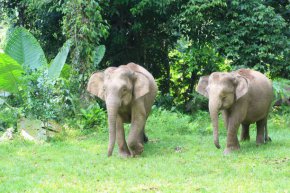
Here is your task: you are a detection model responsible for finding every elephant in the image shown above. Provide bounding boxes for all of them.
[196,69,273,154]
[87,62,158,157]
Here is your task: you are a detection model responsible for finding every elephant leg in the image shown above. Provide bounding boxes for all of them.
[256,118,266,145]
[264,121,271,142]
[224,121,240,155]
[143,128,149,144]
[128,110,146,157]
[222,111,229,131]
[116,116,131,157]
[240,124,250,141]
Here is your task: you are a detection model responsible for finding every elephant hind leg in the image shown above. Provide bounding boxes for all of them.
[240,124,250,141]
[264,121,271,142]
[256,118,267,145]
[143,132,149,143]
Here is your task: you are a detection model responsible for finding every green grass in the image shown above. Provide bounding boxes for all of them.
[0,109,289,193]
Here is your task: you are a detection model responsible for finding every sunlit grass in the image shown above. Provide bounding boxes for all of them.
[0,109,289,192]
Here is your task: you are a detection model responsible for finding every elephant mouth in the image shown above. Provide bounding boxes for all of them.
[220,105,228,110]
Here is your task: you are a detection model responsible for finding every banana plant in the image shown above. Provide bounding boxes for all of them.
[4,27,47,71]
[0,27,71,93]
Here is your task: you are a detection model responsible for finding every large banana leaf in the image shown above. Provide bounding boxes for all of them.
[4,27,47,71]
[48,40,71,80]
[0,53,24,93]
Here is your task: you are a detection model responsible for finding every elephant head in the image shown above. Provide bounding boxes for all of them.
[197,72,249,148]
[87,63,151,156]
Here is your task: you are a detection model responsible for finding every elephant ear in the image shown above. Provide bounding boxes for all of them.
[196,76,209,98]
[126,62,152,99]
[87,72,105,100]
[234,75,249,100]
[133,72,150,99]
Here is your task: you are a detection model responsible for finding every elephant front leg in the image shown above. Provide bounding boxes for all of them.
[222,111,229,131]
[143,128,149,143]
[116,116,131,157]
[127,112,146,157]
[224,121,240,155]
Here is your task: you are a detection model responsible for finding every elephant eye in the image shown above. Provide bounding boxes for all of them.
[121,87,127,93]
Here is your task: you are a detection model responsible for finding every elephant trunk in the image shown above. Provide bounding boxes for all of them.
[209,99,221,149]
[106,99,120,157]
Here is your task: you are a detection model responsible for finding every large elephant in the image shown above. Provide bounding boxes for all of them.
[87,63,158,157]
[197,69,273,154]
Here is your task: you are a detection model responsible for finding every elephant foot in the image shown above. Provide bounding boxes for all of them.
[223,146,240,155]
[240,135,250,141]
[143,133,149,144]
[265,136,272,142]
[256,136,265,146]
[119,150,131,158]
[118,145,131,158]
[256,142,264,146]
[129,143,144,157]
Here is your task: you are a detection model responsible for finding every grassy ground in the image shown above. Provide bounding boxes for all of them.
[0,108,289,193]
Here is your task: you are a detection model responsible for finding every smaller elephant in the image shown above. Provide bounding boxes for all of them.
[87,63,158,157]
[196,69,273,154]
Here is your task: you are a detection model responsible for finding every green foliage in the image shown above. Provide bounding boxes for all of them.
[215,0,289,77]
[0,106,18,131]
[102,0,183,94]
[60,64,72,80]
[4,27,47,71]
[0,27,70,126]
[0,53,24,93]
[18,70,65,124]
[62,0,109,91]
[0,0,65,59]
[79,103,107,131]
[179,0,226,44]
[179,0,289,78]
[48,40,71,80]
[1,0,289,117]
[92,45,106,68]
[166,38,228,110]
[272,78,290,100]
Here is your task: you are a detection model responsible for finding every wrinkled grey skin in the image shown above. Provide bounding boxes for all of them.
[87,63,157,157]
[197,69,273,154]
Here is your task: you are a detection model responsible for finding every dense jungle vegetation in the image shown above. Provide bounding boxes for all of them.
[0,0,289,192]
